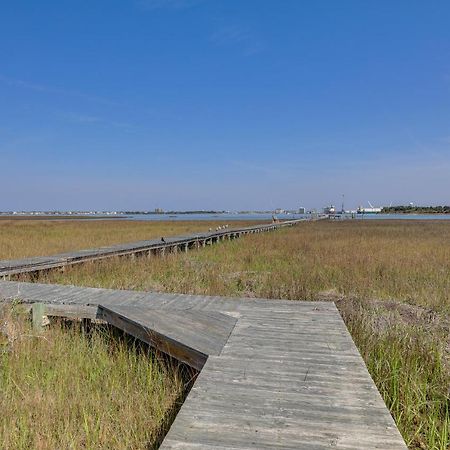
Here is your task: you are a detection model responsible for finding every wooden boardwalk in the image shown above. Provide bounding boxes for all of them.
[0,219,307,278]
[0,280,407,449]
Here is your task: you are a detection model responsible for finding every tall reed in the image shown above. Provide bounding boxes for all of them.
[0,304,184,449]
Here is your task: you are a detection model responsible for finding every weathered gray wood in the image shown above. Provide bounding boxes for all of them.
[0,218,310,277]
[0,280,407,449]
[97,304,237,370]
[32,303,46,331]
[30,302,98,326]
[161,302,407,450]
[44,303,99,320]
[98,305,205,370]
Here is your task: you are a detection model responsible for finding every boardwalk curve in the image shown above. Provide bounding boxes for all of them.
[0,280,407,449]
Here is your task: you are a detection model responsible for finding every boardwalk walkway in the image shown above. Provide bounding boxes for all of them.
[0,280,407,449]
[0,219,307,278]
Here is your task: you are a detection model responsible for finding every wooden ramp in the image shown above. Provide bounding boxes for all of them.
[0,281,407,449]
[98,305,237,370]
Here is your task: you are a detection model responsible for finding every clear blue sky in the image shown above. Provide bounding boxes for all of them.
[1,1,450,211]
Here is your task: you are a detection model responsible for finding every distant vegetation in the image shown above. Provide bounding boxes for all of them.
[0,219,263,260]
[382,205,450,214]
[35,220,450,449]
[123,210,227,215]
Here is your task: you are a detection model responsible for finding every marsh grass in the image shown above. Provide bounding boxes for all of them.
[39,220,450,311]
[0,304,184,449]
[0,219,262,260]
[340,298,449,449]
[37,219,450,449]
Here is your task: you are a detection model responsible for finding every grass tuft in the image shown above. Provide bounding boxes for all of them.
[0,304,184,450]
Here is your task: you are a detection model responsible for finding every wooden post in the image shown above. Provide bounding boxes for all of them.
[32,303,48,332]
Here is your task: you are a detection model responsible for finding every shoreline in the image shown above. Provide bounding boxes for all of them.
[0,215,128,221]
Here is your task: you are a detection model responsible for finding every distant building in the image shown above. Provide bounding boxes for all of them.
[323,205,336,214]
[298,207,306,214]
[275,208,285,214]
[356,206,382,214]
[154,208,164,214]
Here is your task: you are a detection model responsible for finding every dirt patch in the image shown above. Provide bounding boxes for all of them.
[331,294,450,376]
[335,295,450,331]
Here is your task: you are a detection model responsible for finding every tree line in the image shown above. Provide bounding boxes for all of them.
[382,205,450,214]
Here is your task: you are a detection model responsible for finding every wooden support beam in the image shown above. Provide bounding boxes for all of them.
[31,302,99,323]
[32,303,47,331]
[0,282,407,449]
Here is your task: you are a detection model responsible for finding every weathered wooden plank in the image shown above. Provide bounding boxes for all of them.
[44,303,99,320]
[160,299,407,450]
[97,304,237,370]
[101,304,238,351]
[0,219,307,277]
[0,280,407,449]
[97,306,205,370]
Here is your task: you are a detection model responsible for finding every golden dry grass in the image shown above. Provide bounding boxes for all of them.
[0,304,184,450]
[35,219,450,449]
[5,219,450,448]
[0,219,261,260]
[39,220,450,312]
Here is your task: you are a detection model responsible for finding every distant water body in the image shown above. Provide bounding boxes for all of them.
[3,213,450,221]
[126,213,303,221]
[127,213,450,221]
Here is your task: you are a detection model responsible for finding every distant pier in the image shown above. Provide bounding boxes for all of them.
[0,216,407,449]
[0,219,310,279]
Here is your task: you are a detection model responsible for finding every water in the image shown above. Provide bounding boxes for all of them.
[125,213,309,221]
[127,213,450,221]
[3,212,450,221]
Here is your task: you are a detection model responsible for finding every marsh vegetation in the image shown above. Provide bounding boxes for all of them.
[35,219,450,449]
[0,304,184,450]
[0,219,261,260]
[4,219,450,449]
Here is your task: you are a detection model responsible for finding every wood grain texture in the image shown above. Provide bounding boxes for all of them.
[0,280,407,449]
[0,219,307,277]
[97,304,236,370]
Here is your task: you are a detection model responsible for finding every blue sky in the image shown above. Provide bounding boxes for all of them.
[1,1,450,211]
